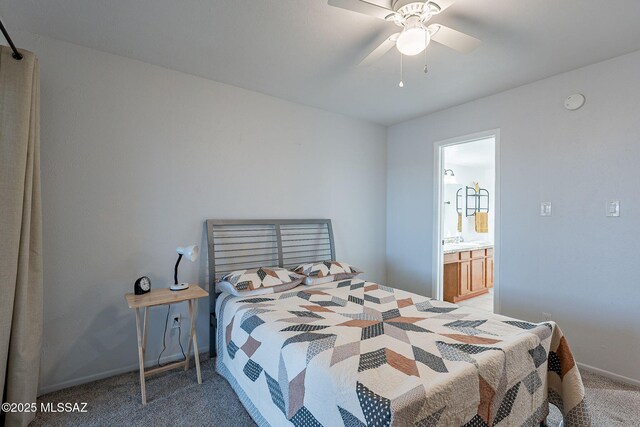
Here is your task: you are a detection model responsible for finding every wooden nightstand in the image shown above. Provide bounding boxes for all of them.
[125,285,209,405]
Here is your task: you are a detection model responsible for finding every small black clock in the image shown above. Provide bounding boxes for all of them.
[134,276,151,295]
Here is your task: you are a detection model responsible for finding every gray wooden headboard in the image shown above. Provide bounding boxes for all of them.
[205,219,335,356]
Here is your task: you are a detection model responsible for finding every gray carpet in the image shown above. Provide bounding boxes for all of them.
[31,356,640,426]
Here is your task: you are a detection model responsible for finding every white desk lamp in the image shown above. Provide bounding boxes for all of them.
[171,245,199,291]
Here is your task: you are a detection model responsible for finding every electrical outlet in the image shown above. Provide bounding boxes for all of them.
[172,314,181,329]
[606,200,620,217]
[540,202,552,217]
[542,312,552,321]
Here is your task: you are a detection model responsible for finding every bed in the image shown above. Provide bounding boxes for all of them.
[207,219,590,427]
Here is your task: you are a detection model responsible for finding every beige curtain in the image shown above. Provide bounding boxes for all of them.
[0,46,43,427]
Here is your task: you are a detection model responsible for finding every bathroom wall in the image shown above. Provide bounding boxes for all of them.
[442,144,495,243]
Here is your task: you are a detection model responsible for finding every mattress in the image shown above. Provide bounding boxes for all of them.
[215,279,590,426]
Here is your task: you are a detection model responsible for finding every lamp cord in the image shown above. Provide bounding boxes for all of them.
[157,304,187,368]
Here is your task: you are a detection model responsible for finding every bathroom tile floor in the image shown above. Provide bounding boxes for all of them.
[456,288,494,312]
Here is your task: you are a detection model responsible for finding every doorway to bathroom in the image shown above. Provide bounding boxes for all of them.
[433,130,500,313]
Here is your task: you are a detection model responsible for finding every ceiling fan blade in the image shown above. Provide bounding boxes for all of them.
[327,0,393,20]
[429,24,481,53]
[429,0,456,13]
[359,33,399,66]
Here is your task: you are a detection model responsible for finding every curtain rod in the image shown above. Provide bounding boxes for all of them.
[0,16,23,60]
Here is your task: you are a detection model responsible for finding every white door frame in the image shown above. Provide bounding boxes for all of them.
[432,129,501,314]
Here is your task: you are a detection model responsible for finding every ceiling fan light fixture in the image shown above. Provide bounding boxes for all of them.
[396,19,430,56]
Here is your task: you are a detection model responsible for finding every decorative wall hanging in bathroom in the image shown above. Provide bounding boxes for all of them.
[465,185,490,217]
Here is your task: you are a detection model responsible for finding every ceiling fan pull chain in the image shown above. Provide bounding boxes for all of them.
[399,53,404,87]
[424,32,429,74]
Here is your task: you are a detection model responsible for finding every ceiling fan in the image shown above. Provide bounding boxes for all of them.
[327,0,481,66]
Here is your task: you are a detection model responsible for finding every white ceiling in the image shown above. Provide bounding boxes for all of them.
[2,0,640,125]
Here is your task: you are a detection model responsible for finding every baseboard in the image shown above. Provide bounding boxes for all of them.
[577,362,640,388]
[38,346,210,396]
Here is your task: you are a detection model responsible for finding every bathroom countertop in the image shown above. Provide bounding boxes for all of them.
[443,242,494,254]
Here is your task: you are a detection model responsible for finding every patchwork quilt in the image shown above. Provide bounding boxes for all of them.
[216,279,591,427]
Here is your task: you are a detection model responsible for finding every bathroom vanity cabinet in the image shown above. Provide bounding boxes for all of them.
[443,247,493,303]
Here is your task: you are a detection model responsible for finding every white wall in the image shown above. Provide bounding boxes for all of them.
[387,50,640,383]
[9,33,387,393]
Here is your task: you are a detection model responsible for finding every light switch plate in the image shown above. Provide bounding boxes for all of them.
[606,201,620,217]
[540,202,552,217]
